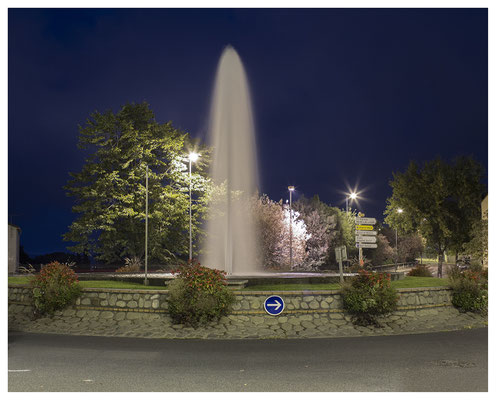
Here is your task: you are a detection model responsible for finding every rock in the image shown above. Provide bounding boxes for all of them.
[109,295,118,306]
[301,321,316,329]
[127,312,141,320]
[115,312,126,321]
[309,300,320,309]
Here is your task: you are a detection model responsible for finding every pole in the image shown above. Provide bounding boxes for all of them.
[289,190,293,270]
[346,197,348,213]
[395,228,398,272]
[144,165,149,286]
[189,159,192,261]
[338,250,344,284]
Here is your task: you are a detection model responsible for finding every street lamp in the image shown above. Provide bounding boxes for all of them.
[288,186,295,269]
[395,208,403,271]
[188,152,199,261]
[144,165,149,286]
[346,192,357,213]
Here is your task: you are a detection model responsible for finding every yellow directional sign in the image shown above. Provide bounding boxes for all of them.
[356,225,374,231]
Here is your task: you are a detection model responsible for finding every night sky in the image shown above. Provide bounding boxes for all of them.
[8,8,488,256]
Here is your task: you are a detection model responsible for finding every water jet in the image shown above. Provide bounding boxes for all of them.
[203,46,260,275]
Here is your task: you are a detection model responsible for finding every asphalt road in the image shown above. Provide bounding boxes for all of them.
[8,328,487,392]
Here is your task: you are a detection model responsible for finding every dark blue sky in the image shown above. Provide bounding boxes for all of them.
[8,8,488,256]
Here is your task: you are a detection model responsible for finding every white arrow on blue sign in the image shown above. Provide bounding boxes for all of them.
[264,295,285,316]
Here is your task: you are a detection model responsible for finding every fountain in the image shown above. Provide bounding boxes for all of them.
[203,46,260,275]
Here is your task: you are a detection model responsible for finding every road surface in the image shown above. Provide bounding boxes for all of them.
[8,328,487,391]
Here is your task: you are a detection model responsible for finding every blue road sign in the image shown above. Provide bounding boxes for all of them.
[264,295,285,316]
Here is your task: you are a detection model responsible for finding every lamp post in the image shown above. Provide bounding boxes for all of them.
[188,152,199,261]
[144,165,149,286]
[288,186,295,269]
[346,192,358,266]
[395,208,403,271]
[346,192,357,213]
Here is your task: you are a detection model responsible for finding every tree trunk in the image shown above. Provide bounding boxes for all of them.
[437,251,444,278]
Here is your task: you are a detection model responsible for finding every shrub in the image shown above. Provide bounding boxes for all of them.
[115,256,142,273]
[31,261,82,316]
[341,269,399,326]
[448,266,488,314]
[167,261,236,327]
[17,263,36,275]
[408,264,433,277]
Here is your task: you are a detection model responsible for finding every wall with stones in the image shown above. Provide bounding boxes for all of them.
[8,285,485,339]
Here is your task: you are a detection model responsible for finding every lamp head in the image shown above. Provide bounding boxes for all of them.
[188,152,199,162]
[288,186,295,192]
[349,192,357,200]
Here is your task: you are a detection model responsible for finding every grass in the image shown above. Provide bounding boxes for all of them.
[9,275,449,291]
[390,276,449,288]
[242,276,449,291]
[8,276,168,290]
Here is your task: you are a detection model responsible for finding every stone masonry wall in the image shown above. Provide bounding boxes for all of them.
[8,285,486,339]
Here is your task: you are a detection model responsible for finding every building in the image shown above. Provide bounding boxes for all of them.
[8,224,21,274]
[482,194,488,220]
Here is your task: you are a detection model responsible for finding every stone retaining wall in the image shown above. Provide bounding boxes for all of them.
[8,285,486,339]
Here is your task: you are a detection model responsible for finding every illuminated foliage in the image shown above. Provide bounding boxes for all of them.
[384,157,484,277]
[64,102,211,263]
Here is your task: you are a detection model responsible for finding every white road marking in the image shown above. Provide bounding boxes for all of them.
[8,369,31,372]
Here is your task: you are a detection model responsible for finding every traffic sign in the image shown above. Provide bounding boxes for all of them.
[355,230,377,236]
[335,245,347,262]
[355,217,377,225]
[355,235,377,243]
[356,225,374,231]
[356,243,378,248]
[264,295,285,316]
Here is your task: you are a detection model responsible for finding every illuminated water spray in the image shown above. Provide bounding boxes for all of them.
[203,46,260,275]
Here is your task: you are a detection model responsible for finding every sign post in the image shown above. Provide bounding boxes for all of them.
[335,245,347,283]
[354,216,377,266]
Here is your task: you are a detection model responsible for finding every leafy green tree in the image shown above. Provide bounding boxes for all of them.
[397,233,424,263]
[370,233,394,266]
[384,157,484,277]
[463,219,488,266]
[64,102,211,264]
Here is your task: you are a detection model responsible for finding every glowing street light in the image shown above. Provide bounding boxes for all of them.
[346,192,357,213]
[188,152,199,163]
[288,186,295,269]
[188,152,200,261]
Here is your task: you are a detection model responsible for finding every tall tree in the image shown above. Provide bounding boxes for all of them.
[64,102,211,264]
[463,219,488,267]
[384,157,484,277]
